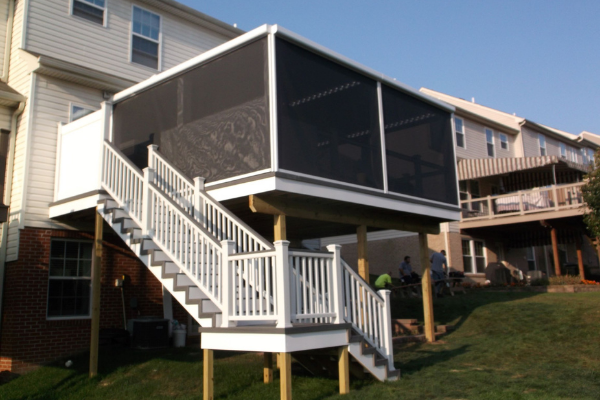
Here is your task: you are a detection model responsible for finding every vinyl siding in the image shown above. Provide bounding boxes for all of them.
[25,0,233,83]
[23,74,103,228]
[5,0,32,261]
[522,126,581,163]
[0,0,8,76]
[0,106,11,130]
[455,117,518,160]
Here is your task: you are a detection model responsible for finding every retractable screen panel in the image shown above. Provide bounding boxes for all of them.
[382,85,458,205]
[113,38,270,182]
[276,39,383,189]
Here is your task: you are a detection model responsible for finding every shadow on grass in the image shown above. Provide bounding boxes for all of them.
[394,344,470,377]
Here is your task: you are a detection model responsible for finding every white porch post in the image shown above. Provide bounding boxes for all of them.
[194,177,206,227]
[327,244,345,324]
[220,240,236,327]
[142,168,155,236]
[378,289,395,370]
[275,240,292,328]
[147,144,158,170]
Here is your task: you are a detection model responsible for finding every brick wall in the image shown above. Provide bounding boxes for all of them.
[0,227,190,374]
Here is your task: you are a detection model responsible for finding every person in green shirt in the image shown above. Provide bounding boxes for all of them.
[374,271,393,290]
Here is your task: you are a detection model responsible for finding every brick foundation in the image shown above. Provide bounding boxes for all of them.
[0,227,190,374]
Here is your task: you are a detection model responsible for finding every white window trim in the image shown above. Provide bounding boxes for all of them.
[130,4,162,71]
[46,239,93,320]
[455,116,466,149]
[499,133,508,151]
[462,238,487,275]
[539,134,546,156]
[569,147,577,163]
[69,0,108,27]
[485,127,495,158]
[69,103,97,123]
[559,142,567,159]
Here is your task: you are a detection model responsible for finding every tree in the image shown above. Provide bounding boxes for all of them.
[582,151,600,238]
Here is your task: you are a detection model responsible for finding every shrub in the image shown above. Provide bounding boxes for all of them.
[530,278,549,286]
[549,275,581,285]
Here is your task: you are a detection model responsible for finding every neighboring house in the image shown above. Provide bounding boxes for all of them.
[322,89,600,284]
[0,0,461,384]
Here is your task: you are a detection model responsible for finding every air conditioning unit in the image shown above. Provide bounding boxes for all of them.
[127,317,169,349]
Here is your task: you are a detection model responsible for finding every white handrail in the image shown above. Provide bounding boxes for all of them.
[341,259,391,360]
[148,145,273,252]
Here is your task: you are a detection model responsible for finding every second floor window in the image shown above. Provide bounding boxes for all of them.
[455,117,465,148]
[588,148,595,166]
[559,142,567,159]
[72,0,105,25]
[70,105,95,122]
[485,128,494,157]
[569,147,578,163]
[499,133,508,150]
[539,134,546,156]
[131,6,161,69]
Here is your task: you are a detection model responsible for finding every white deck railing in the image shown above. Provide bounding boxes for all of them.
[342,259,394,368]
[148,145,272,253]
[460,182,585,222]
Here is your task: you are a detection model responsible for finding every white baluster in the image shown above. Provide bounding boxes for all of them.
[275,240,292,328]
[194,177,205,226]
[378,289,394,370]
[327,244,344,324]
[220,240,236,327]
[142,168,155,237]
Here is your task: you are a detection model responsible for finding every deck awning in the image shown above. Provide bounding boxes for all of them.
[457,156,589,181]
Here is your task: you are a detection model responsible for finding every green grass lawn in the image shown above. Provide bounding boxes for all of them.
[2,292,600,399]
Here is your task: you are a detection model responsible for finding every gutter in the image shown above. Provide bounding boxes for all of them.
[0,100,26,332]
[0,0,14,82]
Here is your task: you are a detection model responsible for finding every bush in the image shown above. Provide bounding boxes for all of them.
[530,278,549,286]
[549,275,581,285]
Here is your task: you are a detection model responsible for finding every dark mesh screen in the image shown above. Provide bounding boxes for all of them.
[113,38,270,182]
[381,85,458,205]
[276,39,383,189]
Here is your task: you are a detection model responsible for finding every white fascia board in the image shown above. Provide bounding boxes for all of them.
[201,329,348,352]
[274,176,460,221]
[272,25,455,114]
[113,24,271,103]
[48,194,109,219]
[206,176,277,202]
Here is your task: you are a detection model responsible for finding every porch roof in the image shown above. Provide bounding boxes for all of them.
[457,156,590,181]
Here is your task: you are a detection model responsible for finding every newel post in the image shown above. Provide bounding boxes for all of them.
[194,177,206,226]
[378,289,395,370]
[220,240,236,327]
[275,240,292,328]
[142,168,155,236]
[147,144,158,170]
[327,244,345,324]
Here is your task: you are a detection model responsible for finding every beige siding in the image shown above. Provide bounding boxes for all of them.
[0,105,11,130]
[23,75,103,228]
[455,116,518,160]
[25,0,232,83]
[5,0,32,261]
[0,0,8,76]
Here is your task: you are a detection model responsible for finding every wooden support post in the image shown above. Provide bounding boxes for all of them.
[576,236,585,280]
[418,232,435,343]
[264,353,273,383]
[274,214,286,241]
[203,349,214,400]
[357,225,369,283]
[551,227,561,276]
[338,346,350,395]
[280,352,292,400]
[89,209,103,378]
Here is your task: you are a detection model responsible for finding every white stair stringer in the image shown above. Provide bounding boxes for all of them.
[348,328,400,382]
[98,198,221,328]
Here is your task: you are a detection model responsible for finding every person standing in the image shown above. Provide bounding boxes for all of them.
[399,256,420,284]
[430,250,448,297]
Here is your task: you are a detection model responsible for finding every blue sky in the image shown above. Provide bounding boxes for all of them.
[180,1,600,135]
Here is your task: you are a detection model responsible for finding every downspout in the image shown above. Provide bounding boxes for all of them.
[1,0,15,82]
[0,100,27,331]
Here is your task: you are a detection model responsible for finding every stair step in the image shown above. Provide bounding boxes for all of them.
[176,273,194,288]
[102,199,120,210]
[142,239,159,251]
[163,262,179,276]
[112,209,129,220]
[200,299,220,313]
[188,286,210,301]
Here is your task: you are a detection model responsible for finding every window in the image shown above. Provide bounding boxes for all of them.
[47,240,92,318]
[559,142,567,159]
[539,134,546,156]
[72,0,105,25]
[569,147,578,163]
[455,117,465,148]
[462,239,486,274]
[131,6,160,69]
[588,148,595,166]
[526,247,536,271]
[485,128,494,157]
[70,105,95,122]
[581,148,588,164]
[499,133,508,150]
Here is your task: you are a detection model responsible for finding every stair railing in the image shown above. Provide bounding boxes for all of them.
[101,140,224,308]
[148,145,272,253]
[341,259,394,369]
